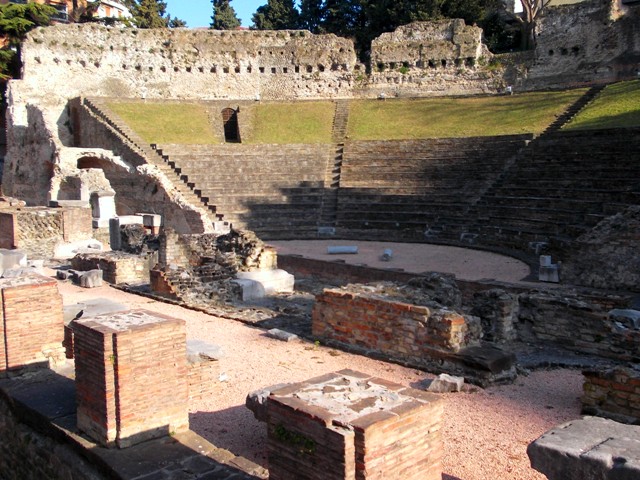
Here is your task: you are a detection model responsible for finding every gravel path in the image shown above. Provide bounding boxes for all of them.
[55,274,583,480]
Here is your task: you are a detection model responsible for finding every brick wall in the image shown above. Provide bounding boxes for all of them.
[0,212,17,249]
[187,358,220,402]
[0,207,93,259]
[0,274,65,375]
[312,289,480,367]
[71,251,157,284]
[267,370,443,480]
[74,310,189,448]
[582,366,640,423]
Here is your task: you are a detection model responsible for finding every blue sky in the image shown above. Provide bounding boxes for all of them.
[164,0,267,28]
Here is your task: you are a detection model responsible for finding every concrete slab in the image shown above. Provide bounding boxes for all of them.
[63,298,129,324]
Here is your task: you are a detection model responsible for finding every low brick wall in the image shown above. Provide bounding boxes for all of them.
[582,366,640,423]
[0,207,93,259]
[312,288,480,367]
[71,251,157,284]
[0,274,65,375]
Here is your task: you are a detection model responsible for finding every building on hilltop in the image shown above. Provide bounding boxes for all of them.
[94,0,130,21]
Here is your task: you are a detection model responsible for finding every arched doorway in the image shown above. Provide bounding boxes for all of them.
[222,108,240,143]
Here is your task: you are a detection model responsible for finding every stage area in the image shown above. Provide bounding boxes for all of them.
[269,240,533,284]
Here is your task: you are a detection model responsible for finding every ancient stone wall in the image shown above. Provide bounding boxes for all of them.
[0,206,93,259]
[21,25,358,103]
[0,392,108,480]
[526,0,640,88]
[561,206,640,292]
[367,19,502,96]
[70,251,157,284]
[582,365,640,423]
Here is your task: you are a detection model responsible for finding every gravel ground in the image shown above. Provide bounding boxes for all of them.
[54,274,584,480]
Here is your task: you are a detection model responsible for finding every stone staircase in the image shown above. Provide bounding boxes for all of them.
[541,85,605,134]
[82,98,221,225]
[318,101,350,234]
[331,100,350,143]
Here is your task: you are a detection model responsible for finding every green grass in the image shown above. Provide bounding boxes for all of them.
[106,102,218,144]
[347,90,588,140]
[564,80,640,130]
[247,102,335,144]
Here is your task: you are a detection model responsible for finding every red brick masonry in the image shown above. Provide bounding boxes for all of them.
[0,274,65,375]
[267,369,443,480]
[74,309,189,448]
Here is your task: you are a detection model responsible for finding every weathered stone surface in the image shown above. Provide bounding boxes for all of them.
[186,339,224,362]
[471,288,519,342]
[456,345,516,374]
[233,270,295,301]
[528,416,640,480]
[427,373,465,393]
[562,206,640,291]
[266,328,298,342]
[0,249,27,277]
[79,269,103,288]
[246,384,288,422]
[407,273,462,308]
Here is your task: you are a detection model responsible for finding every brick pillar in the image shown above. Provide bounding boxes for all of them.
[0,274,65,375]
[267,369,443,480]
[74,309,189,448]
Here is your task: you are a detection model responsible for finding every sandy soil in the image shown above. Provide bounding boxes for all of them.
[269,240,534,284]
[54,274,583,480]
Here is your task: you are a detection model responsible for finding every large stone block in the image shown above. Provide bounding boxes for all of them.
[528,416,640,480]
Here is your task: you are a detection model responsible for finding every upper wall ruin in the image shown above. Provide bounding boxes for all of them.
[526,0,640,87]
[371,20,488,71]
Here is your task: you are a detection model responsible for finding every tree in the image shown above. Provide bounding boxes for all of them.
[299,0,324,33]
[252,0,299,30]
[510,0,551,50]
[168,16,187,28]
[211,0,241,30]
[124,0,168,28]
[0,2,56,79]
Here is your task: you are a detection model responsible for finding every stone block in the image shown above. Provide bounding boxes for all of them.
[232,269,294,301]
[428,373,465,393]
[267,328,298,342]
[539,264,560,283]
[528,417,640,480]
[0,249,27,277]
[327,246,358,254]
[609,309,640,330]
[246,383,288,422]
[79,269,103,288]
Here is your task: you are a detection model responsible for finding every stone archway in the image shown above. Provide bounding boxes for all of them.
[222,108,240,143]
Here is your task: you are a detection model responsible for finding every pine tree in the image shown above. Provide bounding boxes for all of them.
[0,2,56,78]
[252,0,299,30]
[211,0,241,30]
[124,0,168,28]
[299,0,324,33]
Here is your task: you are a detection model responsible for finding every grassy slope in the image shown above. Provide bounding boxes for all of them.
[105,83,639,145]
[246,101,336,144]
[347,90,587,140]
[564,80,640,130]
[106,102,219,144]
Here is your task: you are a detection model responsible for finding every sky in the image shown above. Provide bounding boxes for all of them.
[164,0,267,28]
